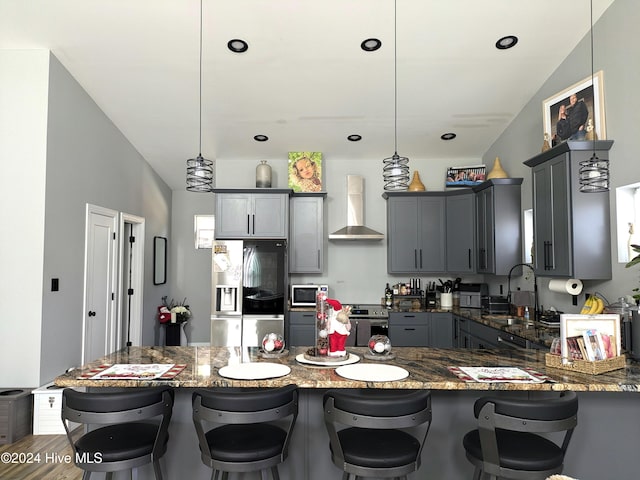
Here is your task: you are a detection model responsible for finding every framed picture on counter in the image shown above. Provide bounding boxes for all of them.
[559,313,620,364]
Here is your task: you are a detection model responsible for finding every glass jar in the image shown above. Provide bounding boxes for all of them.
[368,335,392,356]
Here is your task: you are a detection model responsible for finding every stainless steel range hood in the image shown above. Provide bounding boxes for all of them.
[329,175,384,241]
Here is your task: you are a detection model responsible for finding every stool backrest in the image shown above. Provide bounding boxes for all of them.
[475,391,578,468]
[323,389,432,469]
[192,384,298,463]
[62,387,174,426]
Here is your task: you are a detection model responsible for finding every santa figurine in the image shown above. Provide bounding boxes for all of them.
[326,299,352,357]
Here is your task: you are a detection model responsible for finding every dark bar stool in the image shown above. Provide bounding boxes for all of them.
[323,389,432,480]
[192,384,298,480]
[61,387,174,480]
[462,391,578,480]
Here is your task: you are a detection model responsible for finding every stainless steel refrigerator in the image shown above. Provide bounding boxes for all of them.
[211,239,287,347]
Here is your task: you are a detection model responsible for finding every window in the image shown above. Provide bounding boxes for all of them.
[615,183,640,263]
[194,215,215,249]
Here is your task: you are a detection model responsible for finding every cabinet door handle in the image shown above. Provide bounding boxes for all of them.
[252,214,255,234]
[403,315,416,318]
[88,311,96,317]
[247,215,251,235]
[468,249,471,269]
[414,249,418,269]
[317,250,321,269]
[419,249,423,269]
[403,328,416,331]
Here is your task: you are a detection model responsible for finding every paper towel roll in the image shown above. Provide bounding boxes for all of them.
[548,278,583,295]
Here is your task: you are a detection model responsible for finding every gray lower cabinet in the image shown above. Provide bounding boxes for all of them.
[389,312,453,347]
[288,311,316,346]
[524,140,613,279]
[289,194,325,273]
[474,179,523,275]
[445,191,475,273]
[215,191,289,239]
[457,315,531,350]
[385,194,446,273]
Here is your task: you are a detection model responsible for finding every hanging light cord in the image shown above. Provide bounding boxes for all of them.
[589,0,597,158]
[393,0,398,155]
[198,0,203,157]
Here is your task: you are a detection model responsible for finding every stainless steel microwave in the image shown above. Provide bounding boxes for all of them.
[290,284,328,307]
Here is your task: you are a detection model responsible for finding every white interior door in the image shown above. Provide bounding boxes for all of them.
[83,205,118,364]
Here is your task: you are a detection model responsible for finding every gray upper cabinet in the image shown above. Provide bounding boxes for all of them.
[289,194,325,273]
[214,191,290,239]
[446,191,476,273]
[385,193,446,273]
[474,179,523,275]
[524,141,613,279]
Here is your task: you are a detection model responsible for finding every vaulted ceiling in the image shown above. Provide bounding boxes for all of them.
[0,0,615,189]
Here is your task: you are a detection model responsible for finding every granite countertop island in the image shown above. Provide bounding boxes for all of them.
[53,346,640,479]
[54,345,640,393]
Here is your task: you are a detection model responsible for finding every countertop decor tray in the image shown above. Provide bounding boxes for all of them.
[545,353,626,375]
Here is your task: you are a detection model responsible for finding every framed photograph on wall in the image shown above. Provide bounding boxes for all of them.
[288,152,323,192]
[543,70,606,146]
[445,165,486,188]
[559,313,620,364]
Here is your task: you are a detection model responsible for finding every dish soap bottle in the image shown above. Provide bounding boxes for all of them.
[524,306,530,321]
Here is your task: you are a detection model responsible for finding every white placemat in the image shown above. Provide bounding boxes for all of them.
[218,362,291,380]
[295,353,360,367]
[335,363,409,382]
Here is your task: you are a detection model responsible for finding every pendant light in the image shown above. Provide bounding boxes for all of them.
[579,0,609,193]
[186,0,214,192]
[383,0,409,191]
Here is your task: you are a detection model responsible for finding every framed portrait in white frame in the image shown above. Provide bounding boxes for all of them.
[543,70,606,145]
[559,313,620,364]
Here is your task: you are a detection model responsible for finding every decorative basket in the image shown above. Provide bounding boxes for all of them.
[545,353,626,375]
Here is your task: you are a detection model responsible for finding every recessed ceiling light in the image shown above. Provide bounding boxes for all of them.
[253,134,268,142]
[441,133,457,140]
[228,39,249,53]
[495,35,518,50]
[361,38,382,52]
[347,134,362,142]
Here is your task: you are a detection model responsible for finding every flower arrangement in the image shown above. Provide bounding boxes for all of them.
[158,296,191,324]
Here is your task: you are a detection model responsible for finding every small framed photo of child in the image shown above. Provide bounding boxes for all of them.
[288,152,323,192]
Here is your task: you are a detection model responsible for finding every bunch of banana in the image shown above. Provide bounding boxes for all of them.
[580,295,605,315]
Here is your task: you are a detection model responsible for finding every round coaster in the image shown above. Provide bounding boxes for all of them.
[363,352,397,361]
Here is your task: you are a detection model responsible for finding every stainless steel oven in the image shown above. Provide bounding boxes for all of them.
[345,304,389,347]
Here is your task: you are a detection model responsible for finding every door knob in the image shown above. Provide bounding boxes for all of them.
[88,311,96,317]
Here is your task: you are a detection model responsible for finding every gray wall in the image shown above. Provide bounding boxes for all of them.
[0,51,173,387]
[483,0,640,313]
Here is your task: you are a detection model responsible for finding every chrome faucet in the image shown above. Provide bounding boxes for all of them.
[507,263,538,322]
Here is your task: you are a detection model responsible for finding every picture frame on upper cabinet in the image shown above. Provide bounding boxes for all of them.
[288,152,323,192]
[543,70,606,147]
[445,165,486,188]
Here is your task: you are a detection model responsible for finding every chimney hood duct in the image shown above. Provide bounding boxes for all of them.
[329,175,384,241]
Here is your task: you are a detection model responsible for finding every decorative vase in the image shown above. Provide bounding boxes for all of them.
[256,160,272,188]
[407,171,426,191]
[486,156,508,179]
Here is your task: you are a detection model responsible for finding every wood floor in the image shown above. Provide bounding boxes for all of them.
[0,430,84,480]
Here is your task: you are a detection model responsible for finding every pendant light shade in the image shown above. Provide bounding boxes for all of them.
[579,0,608,193]
[187,155,214,192]
[186,0,214,192]
[383,0,409,191]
